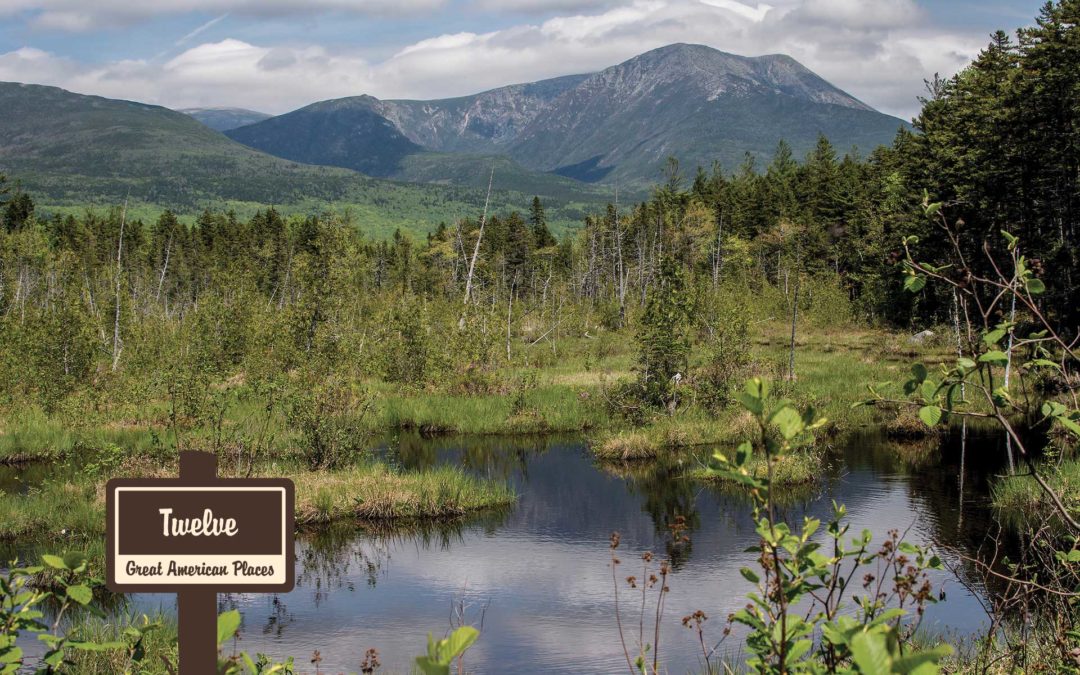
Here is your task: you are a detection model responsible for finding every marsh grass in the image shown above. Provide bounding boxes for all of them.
[992,458,1080,515]
[0,406,162,464]
[63,613,178,675]
[290,463,515,523]
[592,411,760,460]
[0,479,103,541]
[0,326,940,465]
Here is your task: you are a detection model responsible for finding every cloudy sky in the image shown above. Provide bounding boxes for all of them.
[0,0,1046,119]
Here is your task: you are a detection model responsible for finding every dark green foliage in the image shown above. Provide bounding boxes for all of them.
[225,101,425,177]
[380,296,431,385]
[635,257,694,408]
[182,106,272,131]
[530,196,556,248]
[899,2,1080,328]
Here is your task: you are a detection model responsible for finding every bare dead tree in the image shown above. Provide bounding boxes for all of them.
[461,162,496,323]
[155,232,172,305]
[111,197,128,371]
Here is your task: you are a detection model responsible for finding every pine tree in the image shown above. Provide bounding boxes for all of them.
[529,196,556,248]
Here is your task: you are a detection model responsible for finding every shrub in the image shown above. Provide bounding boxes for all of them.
[285,374,372,470]
[695,301,752,411]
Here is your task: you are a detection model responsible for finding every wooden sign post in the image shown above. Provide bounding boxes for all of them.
[107,451,295,674]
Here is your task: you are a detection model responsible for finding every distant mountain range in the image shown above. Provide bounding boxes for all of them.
[0,43,908,235]
[180,107,271,131]
[219,44,907,187]
[0,81,607,237]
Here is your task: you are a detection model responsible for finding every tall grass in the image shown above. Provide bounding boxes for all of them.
[289,463,515,524]
[992,458,1080,514]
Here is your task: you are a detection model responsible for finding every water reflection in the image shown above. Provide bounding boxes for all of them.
[106,429,1015,674]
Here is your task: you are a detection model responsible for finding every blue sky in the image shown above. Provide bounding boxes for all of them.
[0,0,1048,118]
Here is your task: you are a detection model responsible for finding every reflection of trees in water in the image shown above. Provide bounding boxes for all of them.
[597,456,700,569]
[297,522,394,604]
[842,425,1029,612]
[385,431,567,480]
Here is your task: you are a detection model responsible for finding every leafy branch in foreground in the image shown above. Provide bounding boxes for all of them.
[866,200,1080,669]
[870,199,1080,531]
[705,378,949,673]
[0,552,151,673]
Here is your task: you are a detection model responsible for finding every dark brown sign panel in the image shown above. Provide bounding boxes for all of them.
[106,477,295,593]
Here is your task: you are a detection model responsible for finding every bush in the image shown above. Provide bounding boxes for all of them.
[695,301,752,411]
[286,374,372,470]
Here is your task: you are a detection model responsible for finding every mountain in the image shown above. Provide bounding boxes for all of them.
[366,74,590,154]
[226,97,424,177]
[181,107,272,131]
[0,81,369,206]
[508,44,906,184]
[225,44,907,187]
[0,82,608,237]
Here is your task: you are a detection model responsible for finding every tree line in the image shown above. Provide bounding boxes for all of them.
[0,0,1077,411]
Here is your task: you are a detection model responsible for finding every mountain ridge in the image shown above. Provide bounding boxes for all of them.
[223,43,906,186]
[0,81,611,238]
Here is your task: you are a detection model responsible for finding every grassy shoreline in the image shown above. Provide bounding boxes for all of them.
[0,461,514,543]
[992,458,1080,516]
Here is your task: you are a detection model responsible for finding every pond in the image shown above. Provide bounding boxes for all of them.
[124,426,1009,674]
[4,426,1015,673]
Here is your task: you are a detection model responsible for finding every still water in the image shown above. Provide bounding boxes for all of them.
[115,428,1008,674]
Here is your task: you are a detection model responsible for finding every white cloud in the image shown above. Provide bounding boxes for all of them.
[0,0,447,31]
[697,0,773,23]
[468,0,615,12]
[0,0,988,119]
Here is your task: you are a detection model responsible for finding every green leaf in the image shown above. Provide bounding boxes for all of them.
[62,552,88,572]
[769,406,804,441]
[979,351,1009,366]
[1058,416,1080,439]
[736,392,763,416]
[918,406,943,427]
[441,626,479,663]
[903,275,926,293]
[65,584,92,606]
[740,567,760,584]
[910,363,928,382]
[414,657,450,675]
[734,442,753,468]
[1029,358,1060,369]
[41,555,67,570]
[893,645,952,673]
[1026,278,1046,295]
[216,610,241,647]
[982,328,1007,347]
[919,379,937,403]
[850,631,892,674]
[957,357,976,370]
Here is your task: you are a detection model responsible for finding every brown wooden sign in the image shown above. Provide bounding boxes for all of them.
[106,451,295,673]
